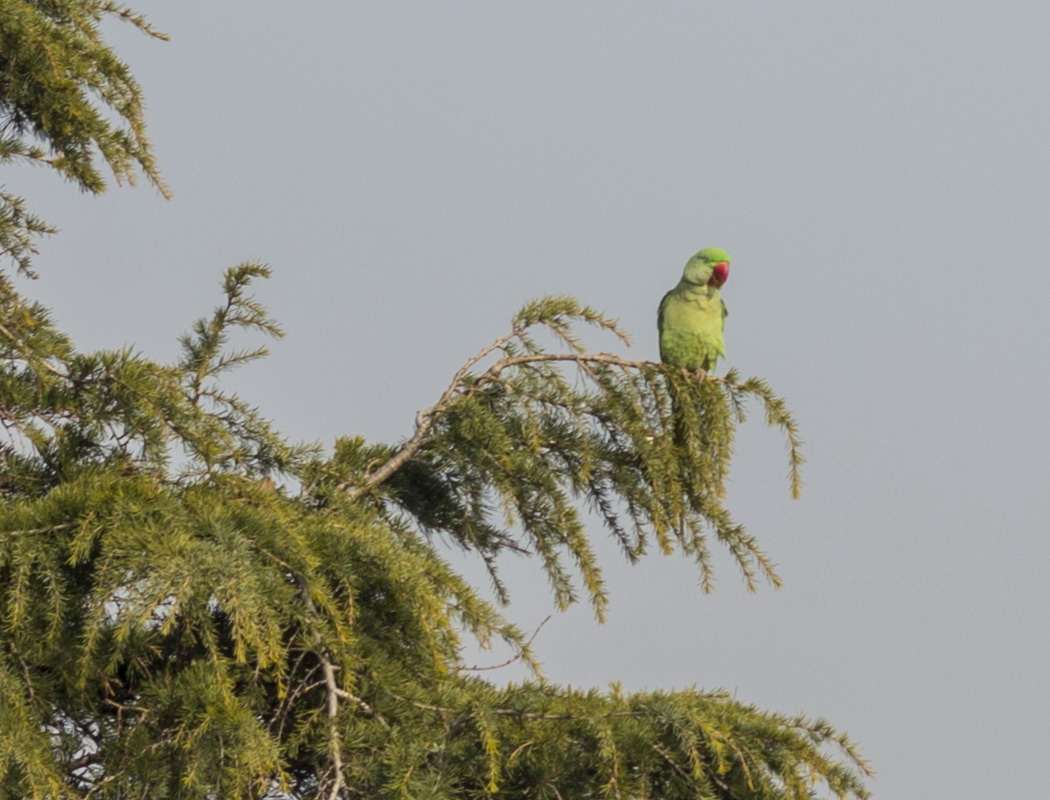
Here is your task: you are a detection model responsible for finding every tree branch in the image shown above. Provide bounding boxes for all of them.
[320,655,348,800]
[288,572,388,800]
[0,320,69,379]
[341,328,519,501]
[341,346,738,503]
[457,615,550,673]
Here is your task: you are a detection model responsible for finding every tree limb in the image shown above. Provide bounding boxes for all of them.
[341,347,735,503]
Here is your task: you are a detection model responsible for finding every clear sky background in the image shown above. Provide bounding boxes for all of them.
[12,2,1050,797]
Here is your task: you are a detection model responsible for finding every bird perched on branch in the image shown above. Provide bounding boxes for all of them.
[658,247,730,373]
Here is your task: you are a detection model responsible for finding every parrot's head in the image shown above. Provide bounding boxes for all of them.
[682,247,730,288]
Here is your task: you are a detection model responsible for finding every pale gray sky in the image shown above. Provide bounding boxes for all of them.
[14,3,1050,797]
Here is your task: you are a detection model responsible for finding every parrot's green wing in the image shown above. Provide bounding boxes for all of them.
[657,290,671,338]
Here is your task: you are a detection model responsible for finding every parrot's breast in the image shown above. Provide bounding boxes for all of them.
[658,284,726,372]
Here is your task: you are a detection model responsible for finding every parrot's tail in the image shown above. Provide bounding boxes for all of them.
[667,366,718,453]
[667,369,699,451]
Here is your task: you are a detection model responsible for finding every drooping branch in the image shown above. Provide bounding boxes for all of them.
[342,345,800,503]
[341,349,650,503]
[331,297,803,608]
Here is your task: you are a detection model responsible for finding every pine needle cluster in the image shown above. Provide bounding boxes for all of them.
[0,0,169,275]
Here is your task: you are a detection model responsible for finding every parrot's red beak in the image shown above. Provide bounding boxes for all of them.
[709,261,729,287]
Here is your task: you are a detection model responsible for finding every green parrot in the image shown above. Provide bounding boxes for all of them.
[658,247,731,372]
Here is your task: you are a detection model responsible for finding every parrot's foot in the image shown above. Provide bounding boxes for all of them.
[678,367,708,382]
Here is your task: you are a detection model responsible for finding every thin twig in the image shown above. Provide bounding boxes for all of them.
[386,689,645,722]
[0,321,69,378]
[457,615,551,673]
[0,522,76,537]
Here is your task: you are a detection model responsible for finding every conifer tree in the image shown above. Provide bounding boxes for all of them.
[0,3,872,798]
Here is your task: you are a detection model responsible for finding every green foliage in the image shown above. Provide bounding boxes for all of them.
[0,0,169,275]
[0,264,309,483]
[374,680,870,800]
[324,297,802,607]
[0,269,868,798]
